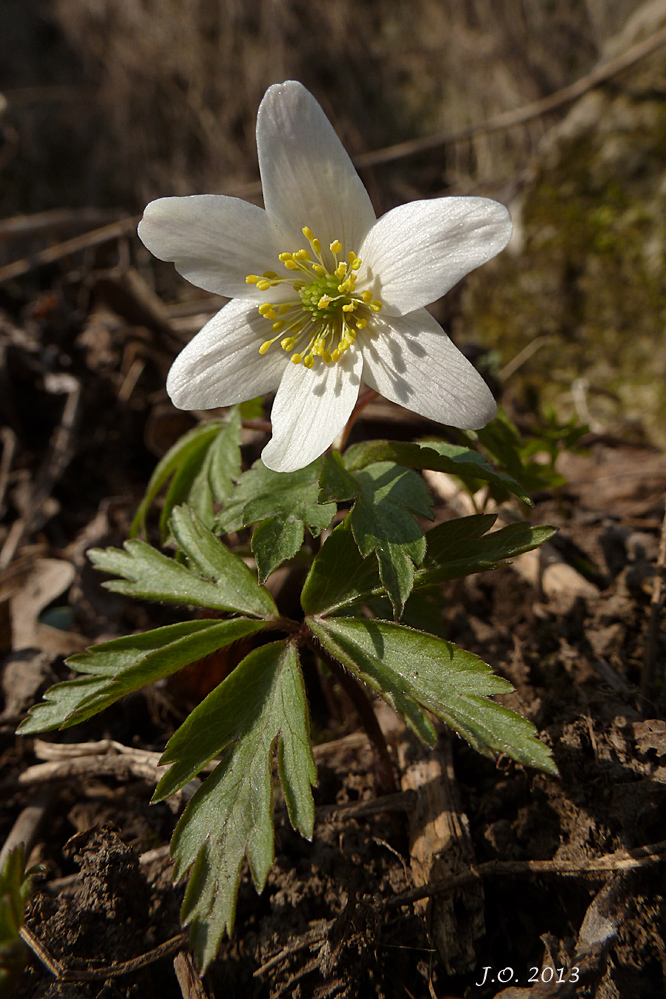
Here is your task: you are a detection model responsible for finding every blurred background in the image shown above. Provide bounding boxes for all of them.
[0,0,648,213]
[2,0,666,463]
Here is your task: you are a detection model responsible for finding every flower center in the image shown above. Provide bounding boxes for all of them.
[245,227,383,369]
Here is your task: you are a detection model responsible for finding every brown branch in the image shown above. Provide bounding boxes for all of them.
[353,25,666,170]
[20,925,187,982]
[385,838,666,910]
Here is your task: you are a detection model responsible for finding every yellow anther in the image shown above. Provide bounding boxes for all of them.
[355,317,368,329]
[246,274,260,284]
[264,309,278,320]
[362,290,373,303]
[350,257,362,270]
[258,303,273,315]
[302,227,314,241]
[331,349,341,362]
[303,354,315,369]
[259,341,272,354]
[335,263,347,279]
[293,249,311,262]
[256,279,271,291]
[338,280,352,294]
[281,337,296,351]
[290,322,303,334]
[312,238,321,255]
[278,304,291,314]
[337,340,348,352]
[312,264,326,277]
[278,252,292,262]
[370,300,383,311]
[284,260,297,270]
[318,295,332,309]
[330,240,342,254]
[342,302,356,312]
[322,351,332,364]
[348,251,357,264]
[263,270,278,279]
[291,353,303,365]
[312,341,324,356]
[271,320,285,332]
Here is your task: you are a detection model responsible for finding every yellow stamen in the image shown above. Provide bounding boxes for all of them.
[250,226,384,372]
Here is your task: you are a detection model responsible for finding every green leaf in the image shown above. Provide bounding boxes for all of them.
[251,515,304,583]
[301,517,382,615]
[217,457,335,534]
[309,617,557,774]
[162,640,316,971]
[320,453,432,617]
[342,439,532,506]
[414,516,556,588]
[0,845,35,990]
[130,409,241,539]
[17,618,265,733]
[90,507,277,619]
[216,457,336,581]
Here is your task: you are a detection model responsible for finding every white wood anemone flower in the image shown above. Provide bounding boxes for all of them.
[138,81,513,473]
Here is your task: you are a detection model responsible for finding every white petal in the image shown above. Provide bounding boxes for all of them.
[256,81,376,256]
[359,197,512,315]
[360,309,497,429]
[261,349,362,473]
[166,298,286,409]
[138,195,288,298]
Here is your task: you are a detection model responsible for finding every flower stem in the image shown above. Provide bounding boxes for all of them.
[332,388,379,453]
[314,644,396,795]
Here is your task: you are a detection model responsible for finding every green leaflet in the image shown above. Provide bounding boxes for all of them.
[319,453,432,617]
[300,517,381,615]
[162,641,316,972]
[342,439,532,506]
[91,507,277,619]
[0,845,36,991]
[216,457,336,582]
[131,409,241,539]
[301,514,554,617]
[414,516,557,587]
[309,616,557,774]
[17,618,265,733]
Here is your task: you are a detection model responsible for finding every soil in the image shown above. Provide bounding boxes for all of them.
[1,250,666,999]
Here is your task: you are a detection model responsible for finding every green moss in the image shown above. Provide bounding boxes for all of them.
[463,95,666,445]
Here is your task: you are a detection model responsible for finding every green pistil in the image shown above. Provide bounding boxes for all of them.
[249,226,383,368]
[299,273,346,318]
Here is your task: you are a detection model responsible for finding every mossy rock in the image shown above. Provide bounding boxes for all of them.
[462,8,666,445]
